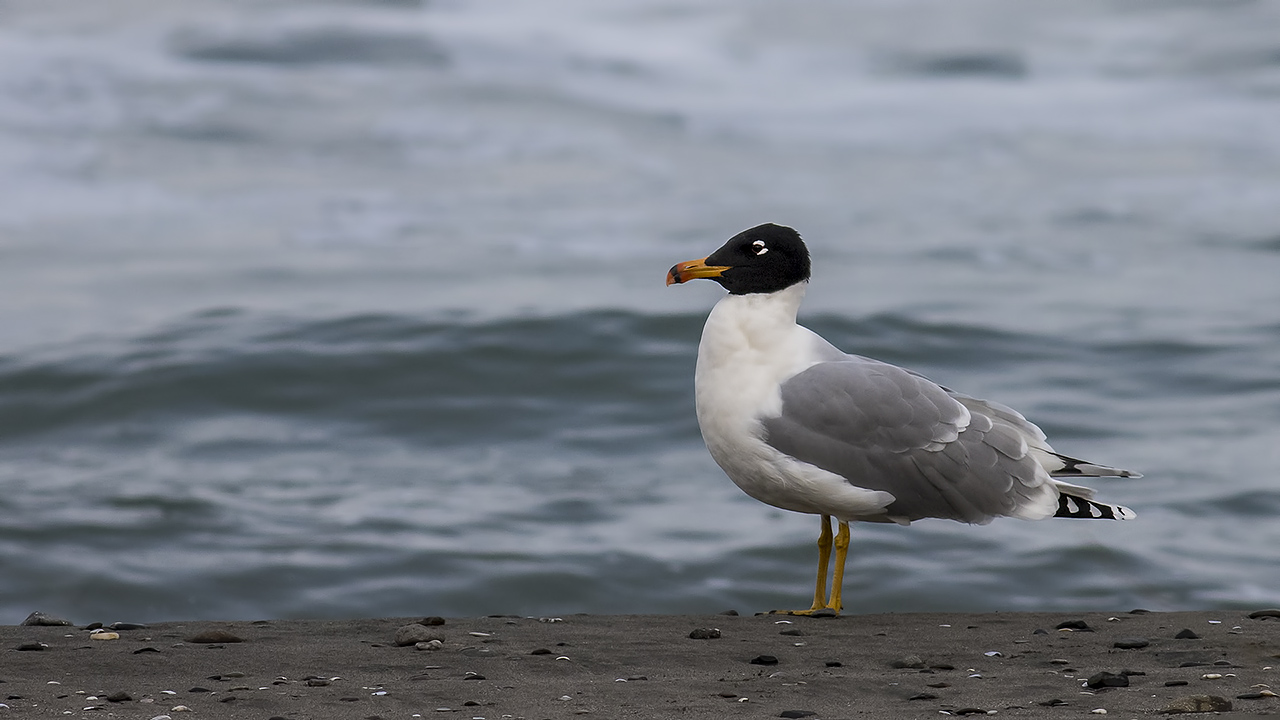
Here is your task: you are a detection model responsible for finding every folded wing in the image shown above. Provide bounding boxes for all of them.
[761,357,1076,524]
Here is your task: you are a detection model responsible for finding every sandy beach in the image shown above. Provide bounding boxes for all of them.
[4,609,1278,719]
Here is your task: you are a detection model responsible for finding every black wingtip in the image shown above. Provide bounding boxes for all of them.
[1055,494,1137,520]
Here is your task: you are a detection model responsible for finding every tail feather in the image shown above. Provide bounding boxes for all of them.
[1055,493,1136,521]
[1048,452,1142,479]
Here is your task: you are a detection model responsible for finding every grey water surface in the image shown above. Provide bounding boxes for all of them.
[2,0,1279,622]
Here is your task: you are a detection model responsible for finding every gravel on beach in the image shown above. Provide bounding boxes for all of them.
[3,610,1278,718]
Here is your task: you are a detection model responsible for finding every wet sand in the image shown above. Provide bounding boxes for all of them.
[4,609,1279,718]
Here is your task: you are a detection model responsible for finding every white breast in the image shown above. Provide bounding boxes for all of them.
[693,286,897,520]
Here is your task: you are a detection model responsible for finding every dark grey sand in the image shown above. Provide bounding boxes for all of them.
[4,610,1279,719]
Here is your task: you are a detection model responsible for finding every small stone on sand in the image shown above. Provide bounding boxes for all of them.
[1162,695,1232,714]
[21,612,72,627]
[1113,638,1149,649]
[1086,672,1129,688]
[395,624,441,647]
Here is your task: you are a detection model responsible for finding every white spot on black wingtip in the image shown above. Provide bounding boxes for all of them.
[1055,494,1135,520]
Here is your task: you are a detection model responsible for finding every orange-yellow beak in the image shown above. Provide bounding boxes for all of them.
[666,257,731,286]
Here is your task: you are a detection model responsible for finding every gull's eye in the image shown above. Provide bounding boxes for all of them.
[751,239,768,256]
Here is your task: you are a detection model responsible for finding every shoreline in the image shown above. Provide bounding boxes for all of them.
[4,609,1279,718]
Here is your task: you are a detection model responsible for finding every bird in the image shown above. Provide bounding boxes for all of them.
[666,223,1140,616]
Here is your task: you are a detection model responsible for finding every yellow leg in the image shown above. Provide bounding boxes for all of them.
[828,520,850,614]
[809,514,833,611]
[770,514,835,616]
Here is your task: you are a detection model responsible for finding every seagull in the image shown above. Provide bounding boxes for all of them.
[667,223,1140,616]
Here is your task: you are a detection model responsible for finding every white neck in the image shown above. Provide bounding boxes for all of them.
[704,281,808,349]
[693,281,811,420]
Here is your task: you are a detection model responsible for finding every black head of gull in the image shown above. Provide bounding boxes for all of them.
[666,223,810,295]
[667,224,1141,617]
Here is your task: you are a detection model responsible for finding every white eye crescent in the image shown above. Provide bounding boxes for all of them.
[752,240,768,255]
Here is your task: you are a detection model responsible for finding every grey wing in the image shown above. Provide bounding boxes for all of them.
[760,358,1057,524]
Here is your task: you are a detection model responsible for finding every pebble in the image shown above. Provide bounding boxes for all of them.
[890,655,926,669]
[779,712,817,718]
[750,655,779,666]
[688,628,721,639]
[133,647,161,654]
[15,642,47,651]
[1162,695,1232,714]
[90,631,120,641]
[1113,638,1149,649]
[1174,629,1200,639]
[416,639,444,651]
[1248,609,1280,620]
[21,612,73,627]
[109,622,149,631]
[186,630,243,644]
[1086,672,1129,689]
[419,616,446,626]
[909,693,939,701]
[1165,680,1190,687]
[105,691,131,702]
[1055,620,1093,632]
[395,624,442,647]
[1238,691,1279,699]
[779,629,804,637]
[1090,709,1107,715]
